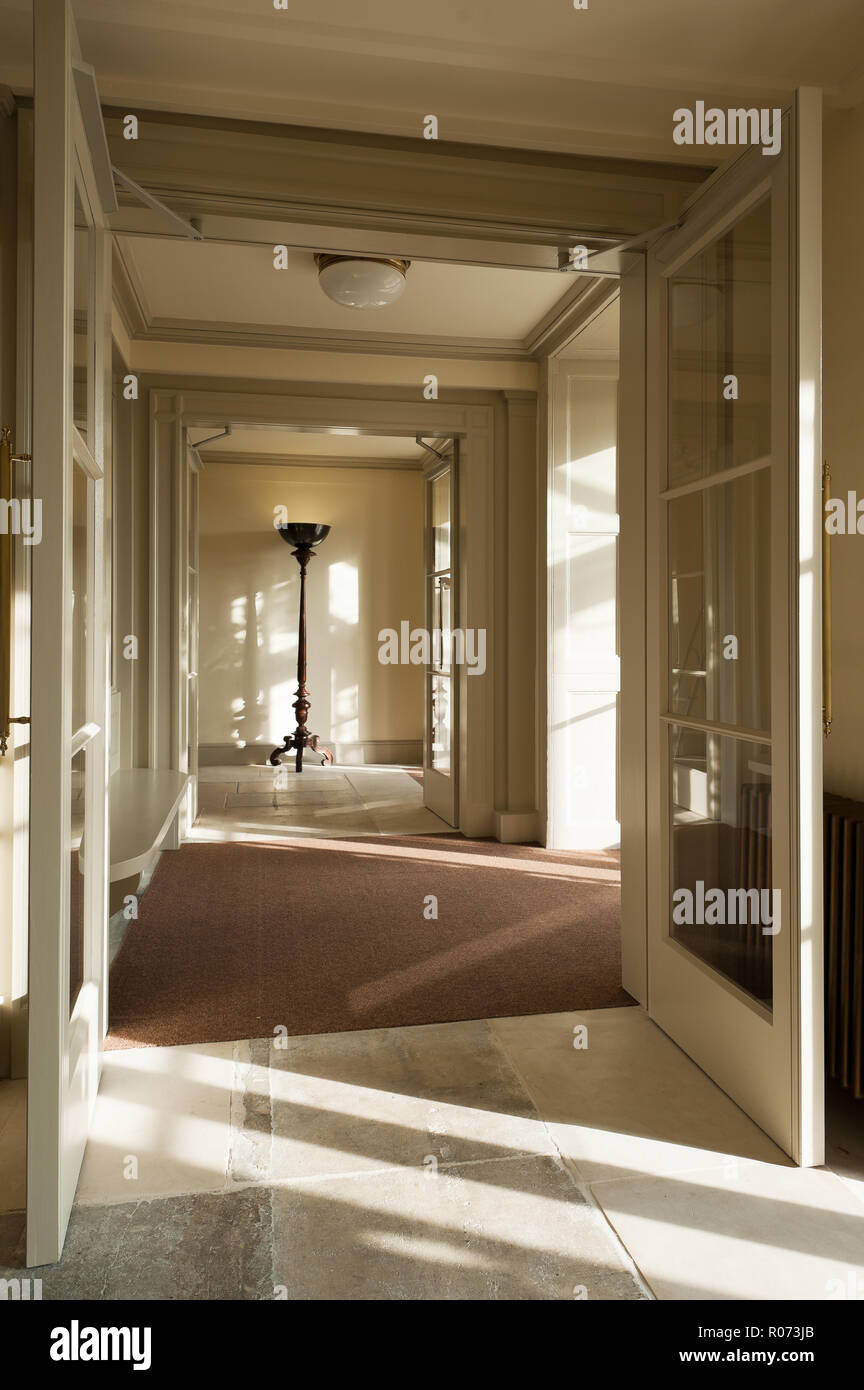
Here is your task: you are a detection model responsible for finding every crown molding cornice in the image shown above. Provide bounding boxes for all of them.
[111,269,618,364]
[128,315,534,362]
[112,240,151,338]
[526,277,620,358]
[199,449,424,471]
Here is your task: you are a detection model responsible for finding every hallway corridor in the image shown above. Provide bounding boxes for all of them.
[106,805,628,1049]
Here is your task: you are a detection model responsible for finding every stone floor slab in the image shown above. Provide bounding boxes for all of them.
[239,1020,555,1185]
[593,1160,864,1301]
[490,1006,791,1182]
[0,1189,274,1300]
[270,1155,646,1300]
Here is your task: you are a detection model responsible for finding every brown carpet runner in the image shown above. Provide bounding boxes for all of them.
[107,837,632,1049]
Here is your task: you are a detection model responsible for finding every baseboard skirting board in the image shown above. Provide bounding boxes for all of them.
[494,810,542,845]
[460,802,497,840]
[0,996,28,1080]
[198,740,423,767]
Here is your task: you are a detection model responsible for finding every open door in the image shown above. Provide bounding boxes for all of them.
[27,0,113,1264]
[182,440,200,836]
[547,295,621,851]
[423,444,458,827]
[643,91,823,1163]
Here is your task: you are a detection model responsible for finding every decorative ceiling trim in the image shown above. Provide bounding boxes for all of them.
[526,277,619,358]
[112,240,150,338]
[132,316,534,362]
[559,348,619,362]
[110,250,606,363]
[199,449,424,471]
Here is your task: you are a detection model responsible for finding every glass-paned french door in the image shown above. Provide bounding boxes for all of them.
[28,0,112,1264]
[645,92,823,1164]
[423,446,458,826]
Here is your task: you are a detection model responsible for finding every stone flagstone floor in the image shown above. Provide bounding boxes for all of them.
[3,1006,864,1299]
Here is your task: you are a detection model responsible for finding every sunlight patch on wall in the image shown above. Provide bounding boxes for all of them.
[329,561,359,627]
[332,675,360,743]
[269,680,295,741]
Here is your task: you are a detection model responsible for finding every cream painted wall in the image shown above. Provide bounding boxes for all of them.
[823,101,864,800]
[198,461,424,755]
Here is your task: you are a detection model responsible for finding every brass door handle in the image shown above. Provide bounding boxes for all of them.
[1,425,32,755]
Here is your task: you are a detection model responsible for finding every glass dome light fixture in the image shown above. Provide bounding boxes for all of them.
[315,253,410,309]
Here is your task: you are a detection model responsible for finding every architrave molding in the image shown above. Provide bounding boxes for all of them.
[144,371,539,840]
[199,449,424,471]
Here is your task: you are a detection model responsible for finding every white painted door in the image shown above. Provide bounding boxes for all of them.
[547,333,620,851]
[644,92,823,1163]
[180,441,200,835]
[423,449,458,826]
[27,0,113,1264]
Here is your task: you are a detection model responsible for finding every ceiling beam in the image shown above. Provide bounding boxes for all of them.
[102,107,710,255]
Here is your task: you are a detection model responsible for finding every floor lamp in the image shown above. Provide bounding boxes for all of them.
[269,522,333,773]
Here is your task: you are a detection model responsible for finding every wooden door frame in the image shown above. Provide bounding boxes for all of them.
[543,270,649,1002]
[147,381,502,840]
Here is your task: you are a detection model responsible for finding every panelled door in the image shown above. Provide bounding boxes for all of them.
[28,0,113,1264]
[423,446,458,827]
[644,91,823,1163]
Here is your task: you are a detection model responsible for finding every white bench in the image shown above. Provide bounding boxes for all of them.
[108,768,189,882]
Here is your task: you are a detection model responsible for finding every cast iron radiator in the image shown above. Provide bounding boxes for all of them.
[733,782,773,1003]
[824,794,864,1099]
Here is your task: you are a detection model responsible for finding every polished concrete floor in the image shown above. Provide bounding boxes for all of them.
[190,763,452,841]
[3,1006,864,1299]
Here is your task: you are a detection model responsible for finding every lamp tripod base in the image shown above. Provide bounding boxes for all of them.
[269,729,333,773]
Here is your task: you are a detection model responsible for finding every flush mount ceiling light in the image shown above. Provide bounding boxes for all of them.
[315,254,410,309]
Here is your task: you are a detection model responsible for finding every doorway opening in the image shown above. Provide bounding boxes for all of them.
[102,289,634,1054]
[187,426,450,842]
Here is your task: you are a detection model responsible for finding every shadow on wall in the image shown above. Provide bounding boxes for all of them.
[197,464,425,755]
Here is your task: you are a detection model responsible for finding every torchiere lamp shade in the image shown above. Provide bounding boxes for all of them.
[276,522,331,548]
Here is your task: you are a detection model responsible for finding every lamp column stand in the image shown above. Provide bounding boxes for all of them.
[269,528,333,773]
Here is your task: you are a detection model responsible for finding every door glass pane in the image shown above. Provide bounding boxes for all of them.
[72,461,89,732]
[73,181,92,441]
[432,471,450,572]
[69,746,86,1013]
[668,197,771,488]
[670,725,773,1008]
[668,468,771,731]
[434,575,451,665]
[431,673,451,773]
